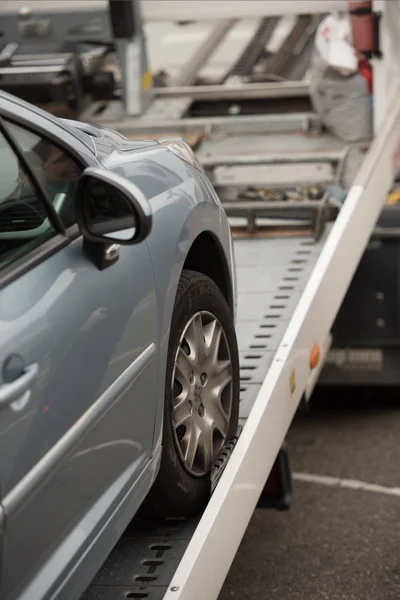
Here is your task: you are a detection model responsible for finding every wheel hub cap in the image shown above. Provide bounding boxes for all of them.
[171,311,233,477]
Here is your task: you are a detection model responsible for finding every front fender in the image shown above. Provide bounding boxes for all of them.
[103,145,233,455]
[147,183,228,454]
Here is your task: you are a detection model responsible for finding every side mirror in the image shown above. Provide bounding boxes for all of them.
[75,167,152,245]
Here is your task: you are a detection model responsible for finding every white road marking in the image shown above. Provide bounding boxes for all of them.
[293,472,400,498]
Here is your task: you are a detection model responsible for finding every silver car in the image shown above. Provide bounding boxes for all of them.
[0,91,239,600]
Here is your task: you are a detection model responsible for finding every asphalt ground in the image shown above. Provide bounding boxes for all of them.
[218,387,400,600]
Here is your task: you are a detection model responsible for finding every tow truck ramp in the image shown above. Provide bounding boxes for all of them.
[81,1,400,597]
[81,78,400,600]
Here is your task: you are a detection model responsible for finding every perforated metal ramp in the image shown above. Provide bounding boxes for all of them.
[234,229,329,422]
[82,517,199,600]
[81,228,329,600]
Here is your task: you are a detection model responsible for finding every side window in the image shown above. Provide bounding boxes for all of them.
[0,130,56,270]
[4,121,83,229]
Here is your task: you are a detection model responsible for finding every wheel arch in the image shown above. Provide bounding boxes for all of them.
[182,230,234,315]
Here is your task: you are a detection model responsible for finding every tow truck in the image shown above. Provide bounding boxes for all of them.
[0,1,399,599]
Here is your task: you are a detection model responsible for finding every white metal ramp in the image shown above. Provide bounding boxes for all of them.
[80,69,400,594]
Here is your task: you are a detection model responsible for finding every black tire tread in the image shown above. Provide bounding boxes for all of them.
[141,269,239,518]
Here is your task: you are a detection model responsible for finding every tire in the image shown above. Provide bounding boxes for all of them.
[143,269,239,518]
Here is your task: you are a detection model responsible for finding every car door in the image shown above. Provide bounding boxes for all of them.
[0,116,158,599]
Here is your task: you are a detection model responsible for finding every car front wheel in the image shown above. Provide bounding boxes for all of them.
[144,269,239,518]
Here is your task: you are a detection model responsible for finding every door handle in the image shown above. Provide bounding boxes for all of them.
[0,362,39,407]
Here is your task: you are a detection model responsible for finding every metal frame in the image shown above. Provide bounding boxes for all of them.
[203,148,348,240]
[153,81,309,101]
[0,1,334,118]
[169,20,237,87]
[0,1,349,20]
[82,106,320,134]
[138,0,348,21]
[372,0,400,133]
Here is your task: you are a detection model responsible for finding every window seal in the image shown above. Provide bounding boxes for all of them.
[0,110,93,170]
[65,223,81,240]
[0,116,66,236]
[0,234,70,290]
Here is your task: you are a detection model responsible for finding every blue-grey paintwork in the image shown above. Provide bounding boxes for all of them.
[0,91,236,600]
